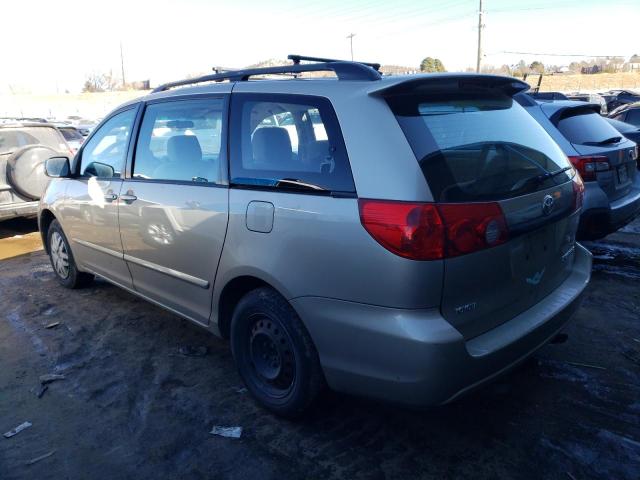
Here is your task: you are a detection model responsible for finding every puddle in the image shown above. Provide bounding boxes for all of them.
[583,241,640,279]
[0,232,43,260]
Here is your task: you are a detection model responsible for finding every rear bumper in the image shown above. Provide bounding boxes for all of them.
[578,180,640,239]
[0,201,39,221]
[292,243,592,407]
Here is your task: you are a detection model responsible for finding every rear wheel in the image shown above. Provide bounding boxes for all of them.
[230,287,324,417]
[47,220,94,289]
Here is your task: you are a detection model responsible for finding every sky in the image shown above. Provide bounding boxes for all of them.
[1,0,639,94]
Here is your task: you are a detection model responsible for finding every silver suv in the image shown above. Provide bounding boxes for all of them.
[1,122,71,221]
[39,56,592,417]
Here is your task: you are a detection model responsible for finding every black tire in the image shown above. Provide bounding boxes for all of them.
[230,287,324,418]
[47,220,94,289]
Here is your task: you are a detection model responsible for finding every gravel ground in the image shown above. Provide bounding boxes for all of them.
[0,219,639,480]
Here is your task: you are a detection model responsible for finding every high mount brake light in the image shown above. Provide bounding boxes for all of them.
[568,155,610,182]
[358,199,509,260]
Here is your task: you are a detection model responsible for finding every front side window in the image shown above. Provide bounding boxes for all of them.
[133,98,224,184]
[388,92,574,202]
[80,109,136,178]
[230,94,355,193]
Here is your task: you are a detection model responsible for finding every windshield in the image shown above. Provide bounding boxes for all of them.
[387,92,574,202]
[59,127,84,142]
[0,126,67,155]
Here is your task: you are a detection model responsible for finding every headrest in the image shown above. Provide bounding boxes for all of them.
[167,135,202,163]
[251,127,292,167]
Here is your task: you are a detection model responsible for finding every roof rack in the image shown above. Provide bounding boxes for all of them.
[287,54,381,71]
[152,55,382,93]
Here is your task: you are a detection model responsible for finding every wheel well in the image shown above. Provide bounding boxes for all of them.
[39,209,56,253]
[217,276,271,339]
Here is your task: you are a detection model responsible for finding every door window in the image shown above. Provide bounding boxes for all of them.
[230,94,355,193]
[79,109,136,178]
[133,99,225,184]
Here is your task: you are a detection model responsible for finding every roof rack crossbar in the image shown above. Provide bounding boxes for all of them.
[152,60,381,93]
[287,54,381,71]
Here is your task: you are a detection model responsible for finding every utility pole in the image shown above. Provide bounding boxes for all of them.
[346,33,356,61]
[476,0,483,73]
[120,42,126,88]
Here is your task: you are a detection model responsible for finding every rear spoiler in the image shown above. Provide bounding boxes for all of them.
[369,74,530,97]
[540,101,602,125]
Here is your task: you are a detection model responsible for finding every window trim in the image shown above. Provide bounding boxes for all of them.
[72,103,141,180]
[125,94,230,187]
[229,92,356,197]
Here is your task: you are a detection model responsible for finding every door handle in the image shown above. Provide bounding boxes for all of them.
[104,193,118,202]
[119,194,138,203]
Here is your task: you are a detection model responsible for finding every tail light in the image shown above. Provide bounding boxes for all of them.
[568,155,610,181]
[358,199,508,260]
[572,174,585,211]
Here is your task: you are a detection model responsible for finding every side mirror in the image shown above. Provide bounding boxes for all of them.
[84,161,115,178]
[45,156,71,178]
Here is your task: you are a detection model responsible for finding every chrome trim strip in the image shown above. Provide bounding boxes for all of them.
[73,239,123,259]
[123,253,210,289]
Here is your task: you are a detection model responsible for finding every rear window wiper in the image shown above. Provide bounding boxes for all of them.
[275,178,327,191]
[583,136,622,146]
[535,165,574,182]
[513,166,573,191]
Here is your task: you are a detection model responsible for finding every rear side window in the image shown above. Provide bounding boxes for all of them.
[387,92,574,202]
[230,94,355,194]
[556,109,622,145]
[625,108,640,127]
[133,98,224,184]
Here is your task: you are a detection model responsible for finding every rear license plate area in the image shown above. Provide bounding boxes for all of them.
[618,164,629,184]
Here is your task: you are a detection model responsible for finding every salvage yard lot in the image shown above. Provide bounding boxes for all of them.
[1,220,639,480]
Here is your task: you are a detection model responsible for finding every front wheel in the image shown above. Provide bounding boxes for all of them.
[47,220,94,289]
[230,287,324,418]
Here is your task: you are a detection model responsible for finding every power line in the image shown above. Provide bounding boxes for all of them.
[498,51,630,57]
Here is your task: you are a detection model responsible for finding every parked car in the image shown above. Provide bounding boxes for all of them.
[516,94,640,239]
[605,118,640,153]
[0,122,72,221]
[608,101,640,128]
[39,58,591,416]
[51,123,85,154]
[599,89,640,112]
[565,92,608,115]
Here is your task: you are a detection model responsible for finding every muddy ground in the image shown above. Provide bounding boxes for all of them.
[0,218,639,480]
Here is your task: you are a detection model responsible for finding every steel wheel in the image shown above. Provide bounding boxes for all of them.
[248,314,296,398]
[50,231,70,279]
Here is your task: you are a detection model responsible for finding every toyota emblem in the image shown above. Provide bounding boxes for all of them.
[542,194,555,216]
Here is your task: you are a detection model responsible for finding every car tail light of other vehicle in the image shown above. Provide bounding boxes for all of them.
[572,173,585,211]
[358,199,509,260]
[568,155,610,181]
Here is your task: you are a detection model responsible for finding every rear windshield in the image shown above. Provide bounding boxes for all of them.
[387,92,574,202]
[0,127,67,155]
[556,110,622,145]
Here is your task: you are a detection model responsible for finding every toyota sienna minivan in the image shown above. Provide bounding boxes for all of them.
[39,56,592,417]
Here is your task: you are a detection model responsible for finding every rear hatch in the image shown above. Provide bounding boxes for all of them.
[383,78,582,339]
[543,104,638,202]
